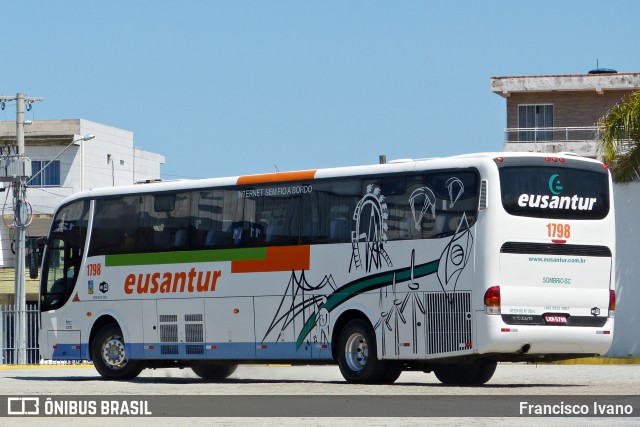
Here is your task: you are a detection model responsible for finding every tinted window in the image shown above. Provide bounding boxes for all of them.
[302,170,478,243]
[301,179,360,244]
[366,171,478,240]
[500,166,610,219]
[138,192,191,252]
[87,169,480,256]
[40,200,90,311]
[89,196,140,256]
[190,189,243,249]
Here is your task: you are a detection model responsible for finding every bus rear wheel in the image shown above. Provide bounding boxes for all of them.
[337,319,391,384]
[381,362,403,384]
[91,323,144,380]
[191,362,238,381]
[433,360,497,386]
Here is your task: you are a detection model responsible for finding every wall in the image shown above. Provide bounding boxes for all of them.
[79,120,165,188]
[608,182,640,356]
[506,90,631,129]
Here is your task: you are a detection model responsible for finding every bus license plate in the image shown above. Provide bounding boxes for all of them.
[544,314,568,325]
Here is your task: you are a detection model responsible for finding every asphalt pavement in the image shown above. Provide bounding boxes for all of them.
[0,362,638,426]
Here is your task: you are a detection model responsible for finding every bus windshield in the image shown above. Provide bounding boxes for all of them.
[40,200,90,311]
[499,165,610,219]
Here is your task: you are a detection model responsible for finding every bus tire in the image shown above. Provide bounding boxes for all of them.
[337,319,387,384]
[433,360,497,386]
[91,323,144,380]
[380,362,403,384]
[191,362,238,381]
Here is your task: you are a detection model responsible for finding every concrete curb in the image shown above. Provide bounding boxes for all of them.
[0,364,94,370]
[1,358,639,370]
[545,357,640,365]
[0,363,291,370]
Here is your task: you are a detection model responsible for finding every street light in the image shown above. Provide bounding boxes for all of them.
[26,134,95,185]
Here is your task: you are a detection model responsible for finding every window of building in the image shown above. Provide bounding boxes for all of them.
[31,160,61,187]
[518,104,553,142]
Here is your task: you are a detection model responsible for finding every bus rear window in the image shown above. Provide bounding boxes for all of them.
[499,166,609,219]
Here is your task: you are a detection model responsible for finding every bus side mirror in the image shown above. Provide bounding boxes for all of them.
[27,238,38,279]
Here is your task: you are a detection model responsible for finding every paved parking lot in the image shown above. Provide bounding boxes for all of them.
[1,362,638,426]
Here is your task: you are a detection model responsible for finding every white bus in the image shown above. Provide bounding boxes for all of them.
[38,152,615,385]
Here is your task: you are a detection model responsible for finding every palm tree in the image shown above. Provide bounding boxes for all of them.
[599,91,640,182]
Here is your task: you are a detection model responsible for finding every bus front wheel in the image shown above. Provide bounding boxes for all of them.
[433,360,497,386]
[91,323,144,380]
[337,319,390,384]
[191,362,238,381]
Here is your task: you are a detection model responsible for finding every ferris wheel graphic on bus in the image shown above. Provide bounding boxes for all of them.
[350,185,393,273]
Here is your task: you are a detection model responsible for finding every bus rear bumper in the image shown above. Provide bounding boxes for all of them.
[475,313,614,357]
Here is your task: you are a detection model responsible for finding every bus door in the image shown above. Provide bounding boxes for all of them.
[39,200,90,360]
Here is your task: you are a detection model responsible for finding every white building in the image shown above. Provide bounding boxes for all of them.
[0,119,165,304]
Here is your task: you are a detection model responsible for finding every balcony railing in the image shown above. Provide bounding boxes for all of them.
[504,126,601,143]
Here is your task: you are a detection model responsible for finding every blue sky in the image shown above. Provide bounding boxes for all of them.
[2,1,639,180]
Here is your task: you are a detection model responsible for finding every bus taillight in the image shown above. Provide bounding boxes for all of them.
[484,286,501,315]
[609,289,616,311]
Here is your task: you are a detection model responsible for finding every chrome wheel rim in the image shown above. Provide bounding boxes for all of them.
[102,335,127,369]
[344,332,368,372]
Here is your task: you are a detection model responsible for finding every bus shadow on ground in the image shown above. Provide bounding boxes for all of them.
[8,375,584,388]
[8,375,343,385]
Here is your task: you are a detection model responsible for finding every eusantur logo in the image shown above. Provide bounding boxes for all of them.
[517,194,597,211]
[518,174,597,211]
[549,174,563,195]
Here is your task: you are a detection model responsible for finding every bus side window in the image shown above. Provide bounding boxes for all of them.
[420,216,438,239]
[205,229,226,247]
[124,231,137,251]
[248,222,265,244]
[232,222,243,246]
[329,218,350,242]
[265,218,284,243]
[173,228,188,248]
[153,229,172,249]
[383,195,411,241]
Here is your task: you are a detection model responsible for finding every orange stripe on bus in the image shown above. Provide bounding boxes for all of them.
[236,170,317,185]
[231,246,310,273]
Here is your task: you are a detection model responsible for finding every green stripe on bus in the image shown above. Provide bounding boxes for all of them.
[295,258,440,349]
[104,247,267,267]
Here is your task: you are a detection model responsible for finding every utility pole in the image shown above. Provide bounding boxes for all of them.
[0,93,43,364]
